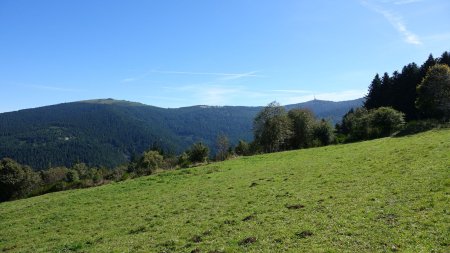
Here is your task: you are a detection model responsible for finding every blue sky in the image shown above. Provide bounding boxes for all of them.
[0,0,449,112]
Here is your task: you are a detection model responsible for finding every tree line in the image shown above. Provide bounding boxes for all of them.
[0,103,335,202]
[2,51,449,202]
[0,141,212,202]
[336,51,450,143]
[364,51,450,120]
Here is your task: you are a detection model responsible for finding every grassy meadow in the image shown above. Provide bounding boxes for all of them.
[0,129,449,252]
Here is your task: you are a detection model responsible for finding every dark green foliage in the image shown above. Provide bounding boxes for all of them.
[234,140,251,156]
[394,119,444,137]
[253,102,292,153]
[0,158,41,201]
[0,147,182,202]
[439,51,450,66]
[177,152,191,168]
[0,98,362,169]
[338,107,405,142]
[105,165,128,181]
[40,167,69,185]
[65,170,80,183]
[341,108,371,141]
[253,103,339,153]
[132,150,164,176]
[364,51,449,120]
[187,142,210,164]
[390,63,421,119]
[364,74,383,109]
[369,107,405,137]
[287,109,315,149]
[312,119,334,146]
[416,64,450,120]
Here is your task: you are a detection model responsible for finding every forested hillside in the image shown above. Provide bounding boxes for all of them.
[0,98,362,169]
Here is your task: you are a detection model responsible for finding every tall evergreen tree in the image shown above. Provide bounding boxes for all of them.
[438,51,450,66]
[420,54,437,77]
[380,72,393,107]
[364,74,383,109]
[391,63,420,120]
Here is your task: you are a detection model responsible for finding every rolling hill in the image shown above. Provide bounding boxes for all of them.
[0,129,448,252]
[0,98,363,169]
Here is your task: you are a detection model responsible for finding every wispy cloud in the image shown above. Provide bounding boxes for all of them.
[159,84,366,106]
[121,69,263,83]
[161,84,247,105]
[361,0,422,45]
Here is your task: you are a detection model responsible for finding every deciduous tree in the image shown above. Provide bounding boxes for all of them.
[416,64,450,120]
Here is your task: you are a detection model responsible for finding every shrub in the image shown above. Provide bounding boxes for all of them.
[235,140,251,156]
[0,158,41,201]
[133,150,164,176]
[65,170,80,183]
[177,152,191,168]
[187,142,209,164]
[312,119,335,146]
[40,167,69,185]
[369,107,405,138]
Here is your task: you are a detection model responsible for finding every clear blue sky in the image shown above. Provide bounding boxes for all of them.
[1,0,449,112]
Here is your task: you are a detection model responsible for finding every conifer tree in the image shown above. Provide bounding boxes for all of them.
[364,74,383,109]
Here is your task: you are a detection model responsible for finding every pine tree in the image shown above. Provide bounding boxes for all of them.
[420,54,437,77]
[364,74,383,109]
[391,63,420,120]
[438,51,450,66]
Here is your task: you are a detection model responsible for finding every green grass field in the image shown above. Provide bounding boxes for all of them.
[1,129,449,252]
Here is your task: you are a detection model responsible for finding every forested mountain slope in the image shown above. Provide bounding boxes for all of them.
[0,98,363,169]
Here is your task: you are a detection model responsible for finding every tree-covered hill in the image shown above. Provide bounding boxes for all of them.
[0,98,363,169]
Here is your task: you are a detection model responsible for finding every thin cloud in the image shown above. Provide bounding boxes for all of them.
[160,84,366,107]
[122,69,263,83]
[361,0,422,45]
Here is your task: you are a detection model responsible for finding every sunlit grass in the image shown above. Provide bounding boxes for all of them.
[1,129,449,252]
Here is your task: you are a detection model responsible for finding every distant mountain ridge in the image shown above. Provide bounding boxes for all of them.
[0,98,364,169]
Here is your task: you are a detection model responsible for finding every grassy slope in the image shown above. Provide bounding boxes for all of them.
[0,130,449,253]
